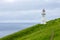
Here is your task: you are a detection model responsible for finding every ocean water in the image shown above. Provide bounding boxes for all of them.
[0,23,37,38]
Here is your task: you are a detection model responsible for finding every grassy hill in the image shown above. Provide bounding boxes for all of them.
[0,18,60,40]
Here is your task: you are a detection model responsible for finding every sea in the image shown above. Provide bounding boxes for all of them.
[0,23,38,38]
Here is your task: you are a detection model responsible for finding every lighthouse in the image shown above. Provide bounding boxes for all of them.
[41,9,46,24]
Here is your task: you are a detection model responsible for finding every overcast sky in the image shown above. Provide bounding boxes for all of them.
[0,0,60,23]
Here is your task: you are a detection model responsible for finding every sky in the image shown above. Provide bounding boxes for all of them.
[0,0,60,23]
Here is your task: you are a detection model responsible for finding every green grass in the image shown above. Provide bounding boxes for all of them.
[0,18,60,40]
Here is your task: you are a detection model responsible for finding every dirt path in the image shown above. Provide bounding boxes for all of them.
[50,30,54,40]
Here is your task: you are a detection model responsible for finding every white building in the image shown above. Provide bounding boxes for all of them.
[41,9,46,24]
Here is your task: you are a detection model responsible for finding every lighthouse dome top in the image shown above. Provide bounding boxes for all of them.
[42,9,45,12]
[42,9,46,15]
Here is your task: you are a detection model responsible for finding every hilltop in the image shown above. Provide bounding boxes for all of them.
[0,18,60,40]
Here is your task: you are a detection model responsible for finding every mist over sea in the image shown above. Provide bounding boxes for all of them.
[0,23,37,38]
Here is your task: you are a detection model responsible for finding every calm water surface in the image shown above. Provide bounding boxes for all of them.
[0,23,37,38]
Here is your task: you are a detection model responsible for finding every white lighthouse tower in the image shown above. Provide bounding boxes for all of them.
[41,9,46,24]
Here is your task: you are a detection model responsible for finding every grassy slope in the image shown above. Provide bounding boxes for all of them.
[0,18,60,40]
